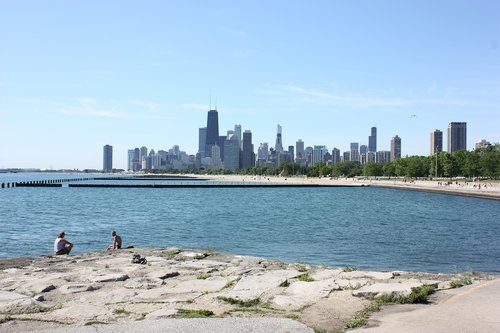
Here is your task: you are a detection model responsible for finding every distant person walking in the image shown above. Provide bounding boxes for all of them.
[54,231,73,255]
[107,230,122,250]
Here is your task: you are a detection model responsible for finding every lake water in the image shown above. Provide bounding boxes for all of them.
[1,173,499,273]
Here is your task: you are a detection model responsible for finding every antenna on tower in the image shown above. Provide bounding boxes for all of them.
[209,93,212,111]
[215,98,217,111]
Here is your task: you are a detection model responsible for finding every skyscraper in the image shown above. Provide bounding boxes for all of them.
[296,139,304,160]
[103,144,113,171]
[205,109,219,157]
[332,148,341,165]
[234,124,242,149]
[350,142,359,162]
[241,130,254,169]
[312,145,328,165]
[198,127,207,158]
[368,127,377,153]
[447,122,467,153]
[430,129,443,155]
[224,134,240,170]
[275,124,283,152]
[391,135,402,161]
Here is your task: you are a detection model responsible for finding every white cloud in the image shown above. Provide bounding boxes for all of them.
[129,100,159,112]
[271,84,500,110]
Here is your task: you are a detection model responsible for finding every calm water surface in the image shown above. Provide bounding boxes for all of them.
[1,173,499,273]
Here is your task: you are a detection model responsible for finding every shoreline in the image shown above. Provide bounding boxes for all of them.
[1,248,497,333]
[191,174,500,201]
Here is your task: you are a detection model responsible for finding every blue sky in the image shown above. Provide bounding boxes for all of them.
[1,0,499,169]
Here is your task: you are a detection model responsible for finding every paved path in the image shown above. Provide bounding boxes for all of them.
[26,318,314,333]
[351,278,500,333]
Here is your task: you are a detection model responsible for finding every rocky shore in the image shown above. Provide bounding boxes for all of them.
[0,248,494,333]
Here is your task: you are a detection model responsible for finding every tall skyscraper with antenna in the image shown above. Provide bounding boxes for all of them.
[205,109,219,157]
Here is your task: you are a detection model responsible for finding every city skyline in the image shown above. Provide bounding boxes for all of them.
[1,1,499,169]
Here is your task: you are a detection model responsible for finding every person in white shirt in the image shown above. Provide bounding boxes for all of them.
[54,231,73,255]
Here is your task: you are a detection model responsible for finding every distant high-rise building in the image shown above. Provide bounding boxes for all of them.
[205,109,219,157]
[224,134,240,170]
[305,146,313,165]
[288,146,295,162]
[134,148,141,171]
[312,145,328,165]
[234,124,242,149]
[332,148,341,165]
[211,145,222,167]
[367,152,376,163]
[127,149,135,171]
[258,142,269,161]
[343,151,350,162]
[360,145,367,155]
[140,146,148,164]
[103,144,113,171]
[218,135,226,162]
[376,151,391,163]
[475,139,491,150]
[430,129,443,155]
[198,127,207,158]
[296,139,304,160]
[275,124,283,152]
[350,143,359,162]
[241,130,254,169]
[447,122,467,153]
[368,127,377,153]
[391,135,402,160]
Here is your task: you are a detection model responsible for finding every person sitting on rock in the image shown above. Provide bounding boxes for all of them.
[54,231,74,255]
[107,230,122,250]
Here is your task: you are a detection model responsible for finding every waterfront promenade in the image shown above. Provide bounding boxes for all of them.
[1,248,497,333]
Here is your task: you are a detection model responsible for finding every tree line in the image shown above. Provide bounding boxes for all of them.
[144,147,500,179]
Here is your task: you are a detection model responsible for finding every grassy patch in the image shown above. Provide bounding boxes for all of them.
[84,320,108,326]
[217,296,260,307]
[298,264,308,272]
[343,266,358,272]
[0,315,13,324]
[113,307,131,315]
[297,273,314,282]
[345,302,381,329]
[176,309,214,318]
[378,285,436,304]
[279,279,290,287]
[197,274,210,280]
[450,276,473,288]
[222,278,239,290]
[286,314,300,320]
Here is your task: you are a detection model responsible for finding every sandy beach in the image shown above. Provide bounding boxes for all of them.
[1,248,496,333]
[195,174,500,200]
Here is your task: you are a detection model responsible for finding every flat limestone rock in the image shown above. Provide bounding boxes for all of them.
[272,279,339,309]
[92,274,129,283]
[145,308,177,320]
[216,269,300,302]
[234,269,301,291]
[339,271,395,280]
[59,284,102,294]
[124,277,163,290]
[0,290,47,314]
[170,277,231,293]
[311,269,343,281]
[147,271,180,280]
[134,287,202,303]
[353,281,424,298]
